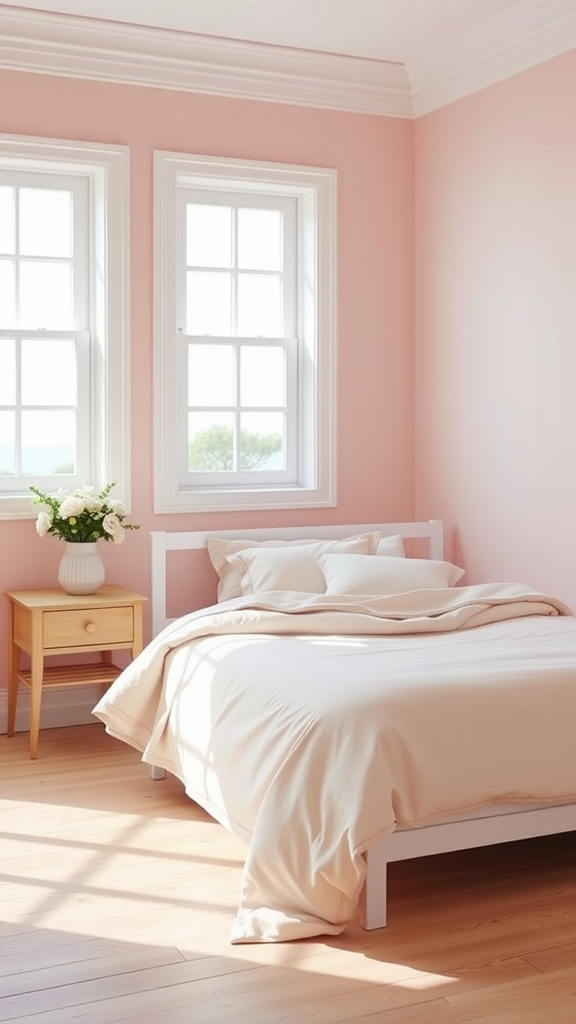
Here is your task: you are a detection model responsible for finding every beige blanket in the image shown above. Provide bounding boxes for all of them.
[93,584,576,942]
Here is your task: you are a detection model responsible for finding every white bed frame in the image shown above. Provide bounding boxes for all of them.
[149,520,576,930]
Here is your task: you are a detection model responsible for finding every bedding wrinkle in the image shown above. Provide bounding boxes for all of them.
[93,584,576,943]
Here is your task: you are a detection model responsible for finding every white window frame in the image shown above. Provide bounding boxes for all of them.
[0,133,131,520]
[154,151,337,514]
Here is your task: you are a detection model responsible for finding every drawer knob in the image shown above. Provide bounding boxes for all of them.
[85,621,97,634]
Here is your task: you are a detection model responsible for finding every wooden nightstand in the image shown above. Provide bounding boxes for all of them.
[6,585,147,759]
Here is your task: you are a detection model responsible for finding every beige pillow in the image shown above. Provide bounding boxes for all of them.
[214,532,380,598]
[318,553,465,596]
[376,534,405,557]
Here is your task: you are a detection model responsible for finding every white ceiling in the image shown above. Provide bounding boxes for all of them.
[1,0,576,116]
[0,0,543,62]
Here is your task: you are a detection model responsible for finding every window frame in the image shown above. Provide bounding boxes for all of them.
[154,151,337,514]
[0,133,131,520]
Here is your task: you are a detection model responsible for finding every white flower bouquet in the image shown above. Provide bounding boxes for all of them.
[30,481,139,545]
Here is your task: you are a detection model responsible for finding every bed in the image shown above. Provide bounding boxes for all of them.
[93,520,576,944]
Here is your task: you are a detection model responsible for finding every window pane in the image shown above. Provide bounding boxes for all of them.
[240,411,285,471]
[186,204,232,268]
[0,260,15,327]
[22,410,76,474]
[238,208,282,271]
[20,188,73,258]
[237,274,282,336]
[22,338,77,405]
[20,261,73,328]
[0,186,15,254]
[240,346,285,407]
[0,338,15,404]
[0,411,15,476]
[188,411,235,471]
[186,271,232,335]
[188,343,234,406]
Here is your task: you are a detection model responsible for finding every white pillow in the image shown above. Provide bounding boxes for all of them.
[318,553,465,596]
[376,534,405,557]
[223,534,380,596]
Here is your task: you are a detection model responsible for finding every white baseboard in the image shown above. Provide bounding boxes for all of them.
[0,684,105,734]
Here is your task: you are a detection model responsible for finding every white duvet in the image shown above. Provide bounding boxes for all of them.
[93,584,576,943]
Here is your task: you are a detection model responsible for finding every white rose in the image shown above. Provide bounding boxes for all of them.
[84,496,103,513]
[59,495,86,518]
[103,514,125,544]
[35,511,52,537]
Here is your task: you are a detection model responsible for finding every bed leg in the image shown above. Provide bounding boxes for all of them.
[150,765,166,781]
[359,841,388,930]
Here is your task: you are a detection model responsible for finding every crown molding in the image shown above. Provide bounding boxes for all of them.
[411,0,576,116]
[1,2,576,120]
[0,6,412,118]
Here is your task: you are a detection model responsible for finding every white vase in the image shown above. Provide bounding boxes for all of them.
[58,542,105,595]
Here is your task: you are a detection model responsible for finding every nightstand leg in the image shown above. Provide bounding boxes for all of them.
[132,603,144,659]
[7,637,18,738]
[29,658,43,760]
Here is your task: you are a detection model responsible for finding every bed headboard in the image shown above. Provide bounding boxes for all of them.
[150,520,443,638]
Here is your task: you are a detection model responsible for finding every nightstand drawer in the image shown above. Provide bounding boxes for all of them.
[43,606,134,649]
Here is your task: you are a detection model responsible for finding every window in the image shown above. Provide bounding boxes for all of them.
[0,134,130,519]
[154,152,336,513]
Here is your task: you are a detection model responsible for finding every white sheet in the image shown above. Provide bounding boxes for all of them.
[93,584,576,943]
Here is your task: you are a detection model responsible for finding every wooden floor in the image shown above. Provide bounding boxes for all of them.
[1,725,576,1024]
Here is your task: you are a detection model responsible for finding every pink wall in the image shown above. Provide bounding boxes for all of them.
[0,70,415,669]
[415,50,576,608]
[3,49,576,706]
